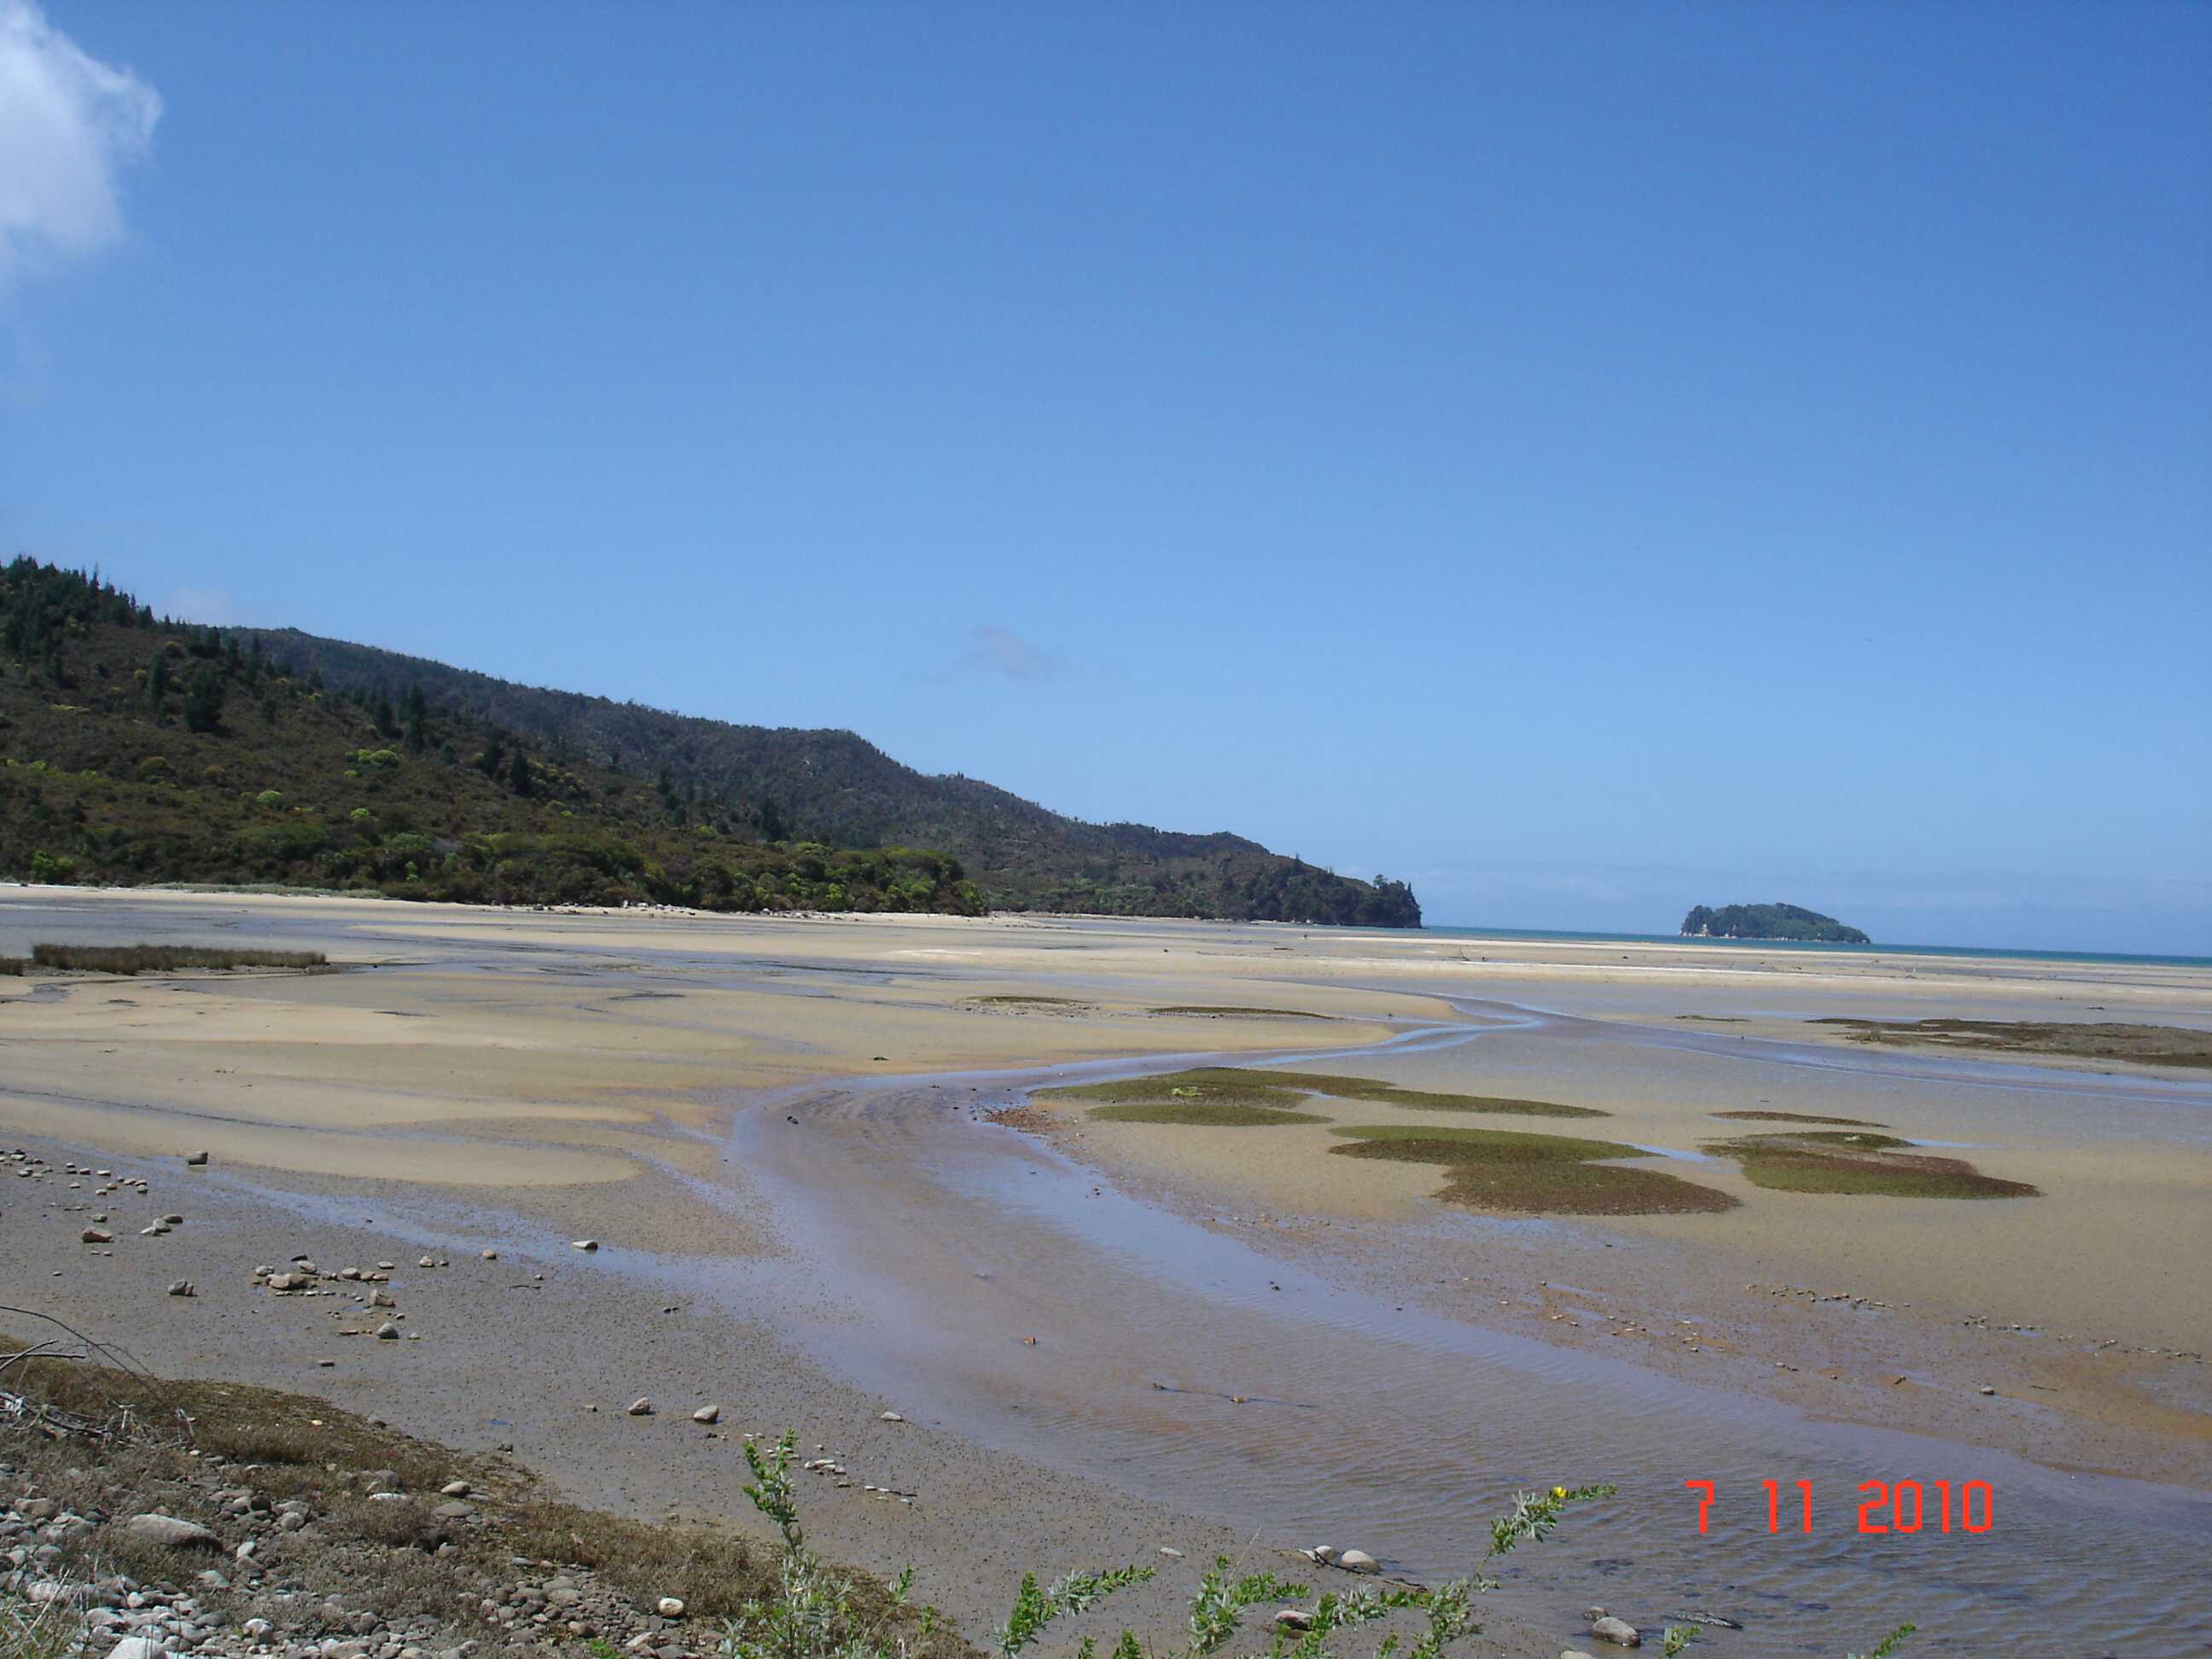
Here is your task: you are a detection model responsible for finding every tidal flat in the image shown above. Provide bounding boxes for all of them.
[3,888,2208,1651]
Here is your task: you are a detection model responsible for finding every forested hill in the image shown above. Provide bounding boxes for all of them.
[1,561,979,914]
[0,560,1418,925]
[1681,903,1871,945]
[254,626,1419,926]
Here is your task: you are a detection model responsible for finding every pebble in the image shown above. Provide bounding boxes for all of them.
[82,1227,114,1243]
[691,1405,719,1424]
[1336,1549,1378,1574]
[572,1240,599,1252]
[375,1323,400,1341]
[626,1398,654,1416]
[168,1279,196,1297]
[656,1598,684,1618]
[185,1150,209,1165]
[1590,1614,1641,1646]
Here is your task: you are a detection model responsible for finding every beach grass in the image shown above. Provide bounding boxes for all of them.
[1037,1066,1608,1118]
[26,941,330,975]
[1326,1124,1740,1215]
[1706,1133,2040,1198]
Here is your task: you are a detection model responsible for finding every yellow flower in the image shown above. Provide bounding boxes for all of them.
[1551,1486,1568,1499]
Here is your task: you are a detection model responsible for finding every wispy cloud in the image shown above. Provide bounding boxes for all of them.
[0,0,161,291]
[951,624,1068,685]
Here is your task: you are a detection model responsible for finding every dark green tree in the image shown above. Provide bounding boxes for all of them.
[182,667,224,734]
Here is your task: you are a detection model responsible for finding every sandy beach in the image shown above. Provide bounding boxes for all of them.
[3,888,2208,1653]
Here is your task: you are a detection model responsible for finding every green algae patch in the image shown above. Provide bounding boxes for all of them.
[1707,1133,2040,1199]
[1325,1124,1640,1160]
[1036,1066,1607,1119]
[1711,1109,1889,1127]
[1086,1100,1330,1126]
[1325,1124,1739,1216]
[1808,1016,2212,1070]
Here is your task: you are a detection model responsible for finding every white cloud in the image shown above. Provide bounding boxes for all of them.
[952,624,1068,684]
[0,0,160,289]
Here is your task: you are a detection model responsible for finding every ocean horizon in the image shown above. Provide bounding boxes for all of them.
[1418,922,2212,972]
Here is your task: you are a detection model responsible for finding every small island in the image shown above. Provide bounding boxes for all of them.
[1681,902,1871,945]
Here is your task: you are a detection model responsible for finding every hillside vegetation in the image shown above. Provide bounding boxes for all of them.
[1680,902,1870,944]
[0,560,980,914]
[0,559,1418,923]
[252,624,1419,925]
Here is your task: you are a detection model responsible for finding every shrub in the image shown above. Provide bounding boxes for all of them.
[26,848,75,883]
[255,789,284,808]
[348,748,399,770]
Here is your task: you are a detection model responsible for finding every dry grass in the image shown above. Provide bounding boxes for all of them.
[1809,1016,2212,1070]
[1325,1124,1740,1216]
[1705,1134,2040,1198]
[1038,1066,1609,1119]
[0,1338,958,1649]
[26,942,330,974]
[0,957,27,976]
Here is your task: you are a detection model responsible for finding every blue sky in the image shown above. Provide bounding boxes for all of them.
[3,3,2207,952]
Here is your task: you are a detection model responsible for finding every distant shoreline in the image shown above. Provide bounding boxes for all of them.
[1421,920,2212,971]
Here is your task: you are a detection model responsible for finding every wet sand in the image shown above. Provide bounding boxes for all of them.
[3,888,2208,1652]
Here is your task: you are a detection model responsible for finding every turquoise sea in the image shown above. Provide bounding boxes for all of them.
[1420,923,2212,971]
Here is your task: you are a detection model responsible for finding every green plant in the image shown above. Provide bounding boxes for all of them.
[719,1432,940,1659]
[26,848,75,883]
[719,1445,1619,1659]
[1848,1627,1915,1659]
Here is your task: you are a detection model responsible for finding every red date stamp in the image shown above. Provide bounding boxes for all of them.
[1685,1478,1993,1534]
